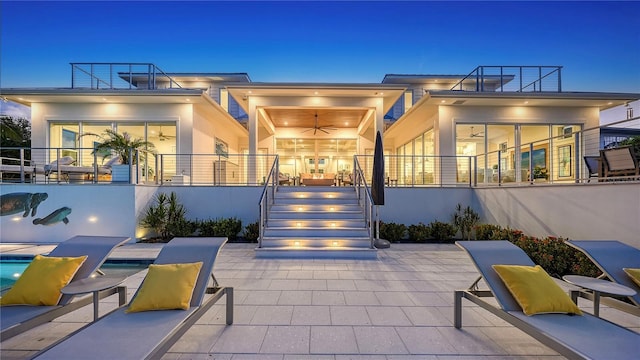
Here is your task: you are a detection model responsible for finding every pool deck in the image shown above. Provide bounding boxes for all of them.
[1,242,637,359]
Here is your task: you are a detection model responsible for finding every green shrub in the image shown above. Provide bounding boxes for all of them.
[378,221,407,242]
[407,222,430,242]
[243,221,260,243]
[452,203,480,240]
[140,192,192,241]
[428,220,456,243]
[509,236,600,278]
[198,217,243,240]
[474,224,504,240]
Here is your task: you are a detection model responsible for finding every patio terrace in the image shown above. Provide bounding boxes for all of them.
[1,242,637,359]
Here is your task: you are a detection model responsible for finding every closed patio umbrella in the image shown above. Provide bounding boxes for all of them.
[371,131,390,249]
[372,130,385,206]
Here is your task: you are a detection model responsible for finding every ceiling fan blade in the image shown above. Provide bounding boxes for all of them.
[319,128,330,134]
[301,128,313,133]
[314,128,317,135]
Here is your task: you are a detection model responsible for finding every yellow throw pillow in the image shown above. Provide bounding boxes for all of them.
[492,264,582,316]
[126,262,203,313]
[0,254,87,306]
[623,268,640,287]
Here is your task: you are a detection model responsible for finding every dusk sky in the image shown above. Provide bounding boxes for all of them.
[1,1,639,118]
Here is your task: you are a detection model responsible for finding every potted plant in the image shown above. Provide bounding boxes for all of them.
[88,129,155,182]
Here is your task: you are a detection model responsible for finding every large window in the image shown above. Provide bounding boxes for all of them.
[395,129,435,185]
[48,121,175,175]
[275,138,356,179]
[455,123,581,183]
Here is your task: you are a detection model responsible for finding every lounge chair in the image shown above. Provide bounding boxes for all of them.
[600,146,639,180]
[0,157,36,182]
[454,240,640,360]
[34,237,233,360]
[0,235,130,341]
[583,155,600,182]
[35,156,119,183]
[565,240,640,316]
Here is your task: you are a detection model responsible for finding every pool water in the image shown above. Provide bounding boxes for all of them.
[0,260,148,291]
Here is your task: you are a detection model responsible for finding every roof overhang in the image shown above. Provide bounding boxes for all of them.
[0,88,204,106]
[225,83,407,115]
[425,90,640,111]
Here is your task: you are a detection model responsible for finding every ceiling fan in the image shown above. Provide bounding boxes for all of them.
[301,112,336,135]
[469,126,484,138]
[158,126,176,141]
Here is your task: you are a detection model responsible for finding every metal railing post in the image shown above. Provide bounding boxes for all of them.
[93,151,98,183]
[529,143,534,184]
[574,132,581,183]
[497,151,502,186]
[19,148,25,183]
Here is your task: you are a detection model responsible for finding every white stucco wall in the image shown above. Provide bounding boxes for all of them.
[475,183,640,248]
[3,184,638,248]
[1,184,137,243]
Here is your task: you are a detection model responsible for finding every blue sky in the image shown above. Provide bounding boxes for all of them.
[1,0,639,118]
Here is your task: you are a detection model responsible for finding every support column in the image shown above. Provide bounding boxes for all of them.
[248,98,259,185]
[374,98,385,137]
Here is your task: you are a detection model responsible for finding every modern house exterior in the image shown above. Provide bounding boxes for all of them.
[1,63,639,250]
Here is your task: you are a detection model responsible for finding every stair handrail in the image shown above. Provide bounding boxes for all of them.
[353,156,375,249]
[258,155,279,248]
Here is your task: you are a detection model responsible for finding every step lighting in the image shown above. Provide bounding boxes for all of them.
[327,194,334,198]
[298,194,306,198]
[330,222,336,227]
[329,207,335,211]
[332,241,339,247]
[293,241,300,247]
[296,222,302,227]
[298,207,304,211]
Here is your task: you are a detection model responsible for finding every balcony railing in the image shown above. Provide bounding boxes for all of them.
[450,66,563,92]
[70,63,182,90]
[2,117,638,186]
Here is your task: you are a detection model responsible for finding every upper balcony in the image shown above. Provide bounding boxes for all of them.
[450,65,563,93]
[70,63,183,90]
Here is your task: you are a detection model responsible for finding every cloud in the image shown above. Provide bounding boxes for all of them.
[0,101,31,120]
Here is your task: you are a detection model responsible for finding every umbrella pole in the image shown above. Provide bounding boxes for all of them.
[375,205,380,246]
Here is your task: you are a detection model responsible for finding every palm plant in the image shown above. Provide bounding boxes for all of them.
[88,129,155,164]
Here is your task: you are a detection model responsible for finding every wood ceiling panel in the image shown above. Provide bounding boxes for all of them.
[264,108,367,128]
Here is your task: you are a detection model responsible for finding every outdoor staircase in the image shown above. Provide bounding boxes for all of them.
[255,186,377,259]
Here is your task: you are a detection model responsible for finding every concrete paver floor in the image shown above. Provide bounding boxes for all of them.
[1,243,637,360]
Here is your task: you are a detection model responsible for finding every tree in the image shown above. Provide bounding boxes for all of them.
[1,115,31,160]
[1,115,31,146]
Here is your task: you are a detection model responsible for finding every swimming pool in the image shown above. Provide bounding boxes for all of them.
[0,259,149,291]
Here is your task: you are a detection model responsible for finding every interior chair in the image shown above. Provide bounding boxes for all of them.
[565,240,640,316]
[454,240,639,360]
[33,237,233,360]
[0,235,130,341]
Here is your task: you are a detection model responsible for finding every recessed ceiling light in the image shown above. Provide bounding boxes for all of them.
[440,100,446,103]
[380,92,384,95]
[18,97,24,100]
[345,122,349,126]
[524,101,529,104]
[247,91,252,94]
[102,98,107,101]
[607,102,613,105]
[284,121,288,126]
[314,91,318,95]
[186,98,191,102]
